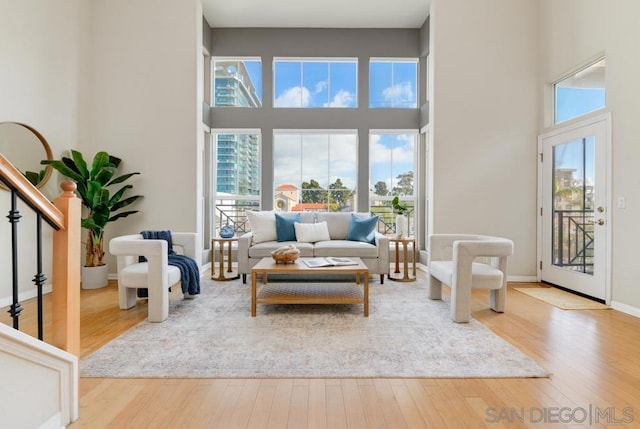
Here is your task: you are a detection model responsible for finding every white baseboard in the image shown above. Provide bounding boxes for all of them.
[508,275,538,283]
[0,284,53,309]
[610,300,640,319]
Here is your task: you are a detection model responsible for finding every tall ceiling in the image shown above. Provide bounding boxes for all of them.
[202,0,431,29]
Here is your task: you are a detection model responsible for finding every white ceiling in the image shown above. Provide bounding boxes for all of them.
[202,0,431,29]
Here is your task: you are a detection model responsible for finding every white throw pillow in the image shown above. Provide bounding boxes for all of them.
[294,221,331,243]
[246,211,276,244]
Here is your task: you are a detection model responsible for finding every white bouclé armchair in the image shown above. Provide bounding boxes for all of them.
[109,233,199,322]
[427,234,514,323]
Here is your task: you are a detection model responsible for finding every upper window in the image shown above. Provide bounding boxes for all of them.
[213,58,262,107]
[555,58,606,124]
[369,59,418,108]
[273,131,357,212]
[273,58,358,108]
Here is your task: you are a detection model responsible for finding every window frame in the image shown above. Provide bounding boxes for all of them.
[369,130,419,236]
[369,58,419,109]
[553,57,606,125]
[272,57,359,109]
[211,128,262,235]
[212,56,263,108]
[272,129,359,212]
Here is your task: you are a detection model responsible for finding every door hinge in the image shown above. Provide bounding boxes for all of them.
[539,261,543,270]
[540,207,543,216]
[539,153,543,162]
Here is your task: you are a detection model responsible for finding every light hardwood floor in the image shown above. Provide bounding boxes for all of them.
[4,274,640,428]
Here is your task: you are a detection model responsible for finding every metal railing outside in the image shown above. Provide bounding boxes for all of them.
[553,209,594,274]
[214,199,414,238]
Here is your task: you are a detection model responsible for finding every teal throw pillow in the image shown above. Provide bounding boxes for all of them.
[346,214,379,244]
[275,213,301,242]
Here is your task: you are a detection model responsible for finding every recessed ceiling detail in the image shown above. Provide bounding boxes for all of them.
[203,0,430,29]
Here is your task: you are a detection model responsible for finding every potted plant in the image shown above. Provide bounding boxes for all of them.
[42,150,142,288]
[391,196,409,238]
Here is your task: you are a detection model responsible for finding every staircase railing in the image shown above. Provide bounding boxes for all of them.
[0,153,81,356]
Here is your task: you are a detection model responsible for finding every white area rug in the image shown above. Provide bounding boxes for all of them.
[81,277,549,378]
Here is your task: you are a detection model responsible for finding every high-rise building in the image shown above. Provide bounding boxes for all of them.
[214,60,261,195]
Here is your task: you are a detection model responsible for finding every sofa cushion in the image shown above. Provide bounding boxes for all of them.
[248,241,314,258]
[346,214,379,244]
[295,221,331,243]
[121,263,181,288]
[275,212,300,242]
[246,211,276,244]
[314,240,378,258]
[316,212,371,239]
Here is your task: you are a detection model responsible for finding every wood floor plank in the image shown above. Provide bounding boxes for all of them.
[307,379,327,429]
[373,379,409,428]
[356,382,387,428]
[341,379,368,429]
[391,384,427,428]
[266,379,293,429]
[287,383,309,429]
[246,382,276,429]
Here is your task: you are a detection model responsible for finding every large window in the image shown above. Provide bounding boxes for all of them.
[213,58,262,107]
[369,59,418,108]
[555,58,605,124]
[273,132,357,211]
[213,130,261,234]
[273,59,357,108]
[369,131,417,235]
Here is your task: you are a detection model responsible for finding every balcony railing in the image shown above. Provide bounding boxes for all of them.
[214,198,414,238]
[553,209,594,274]
[215,197,259,234]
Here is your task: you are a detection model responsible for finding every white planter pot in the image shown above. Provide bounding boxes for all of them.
[395,214,408,238]
[81,264,109,289]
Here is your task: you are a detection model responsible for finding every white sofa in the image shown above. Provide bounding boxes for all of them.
[237,211,390,283]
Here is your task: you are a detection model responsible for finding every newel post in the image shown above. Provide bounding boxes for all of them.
[52,181,82,356]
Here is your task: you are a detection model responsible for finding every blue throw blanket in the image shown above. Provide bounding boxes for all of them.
[137,230,200,297]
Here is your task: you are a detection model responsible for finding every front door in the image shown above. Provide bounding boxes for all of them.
[539,114,610,301]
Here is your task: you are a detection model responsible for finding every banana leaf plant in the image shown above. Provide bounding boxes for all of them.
[42,150,142,267]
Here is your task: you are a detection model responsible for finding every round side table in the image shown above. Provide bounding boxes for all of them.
[211,237,240,281]
[389,237,416,282]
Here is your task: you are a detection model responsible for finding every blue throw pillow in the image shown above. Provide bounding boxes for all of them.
[275,213,301,242]
[346,214,379,244]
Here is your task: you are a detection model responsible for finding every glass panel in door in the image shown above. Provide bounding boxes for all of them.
[552,137,595,275]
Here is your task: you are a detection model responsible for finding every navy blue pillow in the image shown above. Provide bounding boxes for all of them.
[346,214,379,244]
[275,213,301,242]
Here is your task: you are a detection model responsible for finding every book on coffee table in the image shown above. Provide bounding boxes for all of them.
[302,257,358,268]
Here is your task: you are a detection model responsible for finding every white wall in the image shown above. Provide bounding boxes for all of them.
[429,0,539,277]
[539,0,640,311]
[0,0,203,305]
[0,0,86,303]
[87,0,203,270]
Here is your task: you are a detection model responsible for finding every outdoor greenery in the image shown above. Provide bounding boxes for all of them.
[373,171,414,197]
[42,150,142,267]
[300,178,355,211]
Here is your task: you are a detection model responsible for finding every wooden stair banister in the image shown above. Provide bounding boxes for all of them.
[0,154,64,229]
[1,153,81,356]
[52,181,82,356]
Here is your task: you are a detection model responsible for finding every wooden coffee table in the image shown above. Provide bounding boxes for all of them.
[251,257,369,317]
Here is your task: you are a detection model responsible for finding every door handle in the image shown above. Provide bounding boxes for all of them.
[597,219,605,226]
